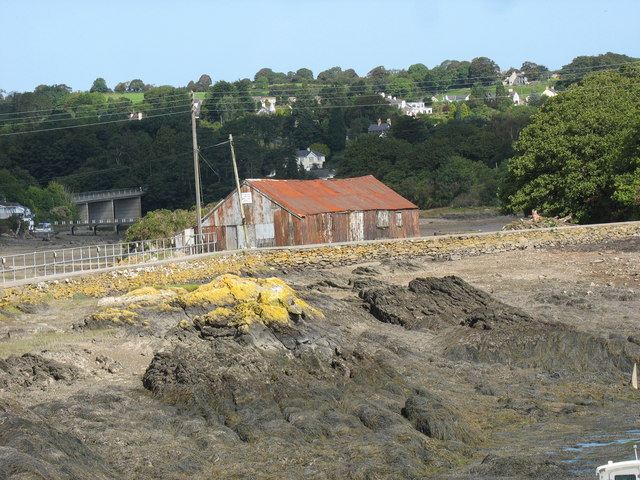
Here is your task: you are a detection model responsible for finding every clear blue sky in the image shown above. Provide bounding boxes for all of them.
[2,0,639,93]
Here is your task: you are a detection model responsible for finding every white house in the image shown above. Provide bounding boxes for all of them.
[444,93,470,102]
[406,102,433,115]
[509,89,521,105]
[252,96,277,115]
[381,93,432,116]
[295,148,326,171]
[0,201,34,228]
[503,71,528,86]
[541,86,558,97]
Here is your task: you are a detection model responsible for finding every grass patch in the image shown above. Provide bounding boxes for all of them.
[420,206,501,218]
[105,92,145,104]
[0,328,117,359]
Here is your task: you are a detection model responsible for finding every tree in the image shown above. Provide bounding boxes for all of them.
[254,68,274,82]
[389,115,428,144]
[493,83,512,111]
[468,57,500,86]
[128,79,146,92]
[388,77,414,99]
[500,64,640,222]
[408,63,429,78]
[196,74,212,90]
[295,68,314,81]
[557,52,639,89]
[24,181,78,222]
[317,67,343,83]
[520,61,549,82]
[309,142,331,157]
[125,208,197,241]
[114,81,129,93]
[468,83,486,109]
[326,107,347,152]
[90,77,109,93]
[367,66,389,79]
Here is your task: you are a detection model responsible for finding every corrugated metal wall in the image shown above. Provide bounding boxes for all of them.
[202,185,420,250]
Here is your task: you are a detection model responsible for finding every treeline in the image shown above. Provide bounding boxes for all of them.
[0,52,638,224]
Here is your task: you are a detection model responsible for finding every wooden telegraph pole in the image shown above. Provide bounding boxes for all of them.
[229,134,250,249]
[191,92,203,249]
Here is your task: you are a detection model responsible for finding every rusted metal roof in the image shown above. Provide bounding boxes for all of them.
[245,175,418,217]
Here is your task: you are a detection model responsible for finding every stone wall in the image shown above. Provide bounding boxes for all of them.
[247,222,640,269]
[3,222,639,306]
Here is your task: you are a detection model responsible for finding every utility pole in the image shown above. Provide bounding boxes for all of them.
[191,92,203,250]
[229,134,250,249]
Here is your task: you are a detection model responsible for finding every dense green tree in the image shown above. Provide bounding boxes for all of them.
[114,81,129,93]
[90,77,109,93]
[0,168,31,203]
[501,64,640,222]
[128,79,146,92]
[125,208,197,241]
[520,61,549,82]
[317,66,343,83]
[24,181,78,222]
[492,83,512,111]
[389,115,428,144]
[367,66,389,79]
[295,68,314,81]
[326,107,347,152]
[338,135,412,180]
[557,52,639,89]
[254,68,274,83]
[468,57,500,86]
[387,77,414,99]
[197,74,212,90]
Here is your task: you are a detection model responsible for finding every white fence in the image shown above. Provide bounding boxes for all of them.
[0,232,217,286]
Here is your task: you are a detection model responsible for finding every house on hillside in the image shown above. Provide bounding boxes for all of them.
[0,201,29,220]
[503,71,528,86]
[368,119,391,137]
[443,93,470,102]
[406,101,433,116]
[541,86,558,97]
[295,148,326,171]
[252,96,277,115]
[0,201,34,230]
[200,175,420,250]
[509,89,521,105]
[380,93,433,116]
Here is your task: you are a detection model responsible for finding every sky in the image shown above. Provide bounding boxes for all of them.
[2,0,639,93]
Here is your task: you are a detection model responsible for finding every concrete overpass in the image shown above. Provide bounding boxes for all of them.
[73,187,145,232]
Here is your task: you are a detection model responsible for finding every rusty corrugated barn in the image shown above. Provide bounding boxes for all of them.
[201,175,420,250]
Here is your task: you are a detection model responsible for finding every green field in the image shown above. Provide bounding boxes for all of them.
[440,79,557,100]
[105,92,145,104]
[105,91,207,104]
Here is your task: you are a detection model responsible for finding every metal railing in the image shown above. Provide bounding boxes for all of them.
[51,218,138,226]
[0,232,217,286]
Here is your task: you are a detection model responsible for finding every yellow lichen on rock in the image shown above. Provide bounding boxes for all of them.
[184,275,323,334]
[127,287,161,297]
[89,308,140,325]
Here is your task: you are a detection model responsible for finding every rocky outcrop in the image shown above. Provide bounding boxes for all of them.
[0,398,116,479]
[359,275,533,330]
[0,353,80,390]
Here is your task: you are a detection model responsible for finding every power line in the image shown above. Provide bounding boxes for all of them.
[1,64,638,137]
[1,60,637,121]
[0,108,191,137]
